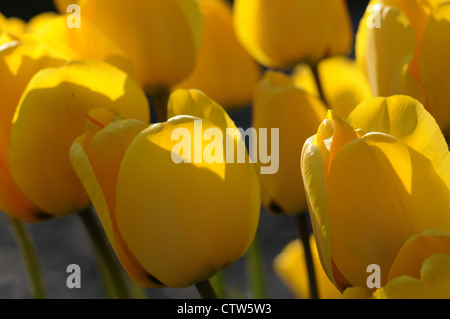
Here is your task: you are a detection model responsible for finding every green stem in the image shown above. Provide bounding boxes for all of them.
[129,280,148,299]
[78,207,134,299]
[210,270,227,299]
[6,216,47,299]
[246,231,267,299]
[310,62,329,109]
[195,279,218,299]
[297,212,319,299]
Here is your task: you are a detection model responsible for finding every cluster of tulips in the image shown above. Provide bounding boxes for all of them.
[0,0,449,299]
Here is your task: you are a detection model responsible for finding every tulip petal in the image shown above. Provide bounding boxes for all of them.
[254,71,327,214]
[347,95,450,188]
[292,56,372,119]
[116,116,260,287]
[355,2,425,102]
[25,13,140,84]
[80,0,203,91]
[420,254,450,298]
[10,60,149,216]
[342,286,373,299]
[0,12,25,39]
[388,230,450,281]
[0,39,67,221]
[173,0,261,109]
[53,0,77,14]
[328,133,450,287]
[372,275,427,299]
[374,254,450,299]
[70,112,160,287]
[419,2,450,134]
[301,139,335,287]
[168,89,237,132]
[273,236,342,299]
[233,0,352,69]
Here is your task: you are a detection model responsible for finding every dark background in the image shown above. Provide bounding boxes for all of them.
[0,1,370,299]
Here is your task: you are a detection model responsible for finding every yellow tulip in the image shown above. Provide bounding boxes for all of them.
[342,230,450,298]
[292,56,373,119]
[0,39,68,221]
[23,12,140,84]
[301,95,450,293]
[6,60,149,221]
[373,232,450,299]
[252,71,327,215]
[0,12,25,41]
[70,89,260,287]
[376,254,450,299]
[233,0,353,69]
[79,0,204,93]
[273,235,342,299]
[53,0,77,14]
[356,0,450,136]
[173,0,261,110]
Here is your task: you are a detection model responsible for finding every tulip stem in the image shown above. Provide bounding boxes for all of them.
[297,212,319,299]
[78,207,134,299]
[246,231,267,299]
[210,270,227,299]
[150,89,170,122]
[310,63,329,109]
[195,279,219,299]
[6,215,47,299]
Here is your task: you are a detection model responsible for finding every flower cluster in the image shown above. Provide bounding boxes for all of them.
[0,0,448,299]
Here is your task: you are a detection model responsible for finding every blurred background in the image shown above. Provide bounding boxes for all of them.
[0,0,370,299]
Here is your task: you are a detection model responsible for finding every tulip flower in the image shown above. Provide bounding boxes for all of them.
[342,230,450,299]
[376,255,450,299]
[4,60,149,221]
[53,0,76,14]
[23,12,140,84]
[372,230,450,299]
[79,0,204,94]
[233,0,353,70]
[356,0,450,136]
[0,12,25,40]
[292,56,373,119]
[70,89,260,288]
[273,235,342,299]
[173,0,261,110]
[252,71,327,215]
[301,95,450,294]
[0,39,69,221]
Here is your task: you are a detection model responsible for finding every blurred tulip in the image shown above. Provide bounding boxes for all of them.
[292,56,373,119]
[356,0,450,136]
[273,235,342,299]
[53,0,77,14]
[0,12,25,40]
[174,0,261,110]
[23,12,140,84]
[79,0,204,93]
[301,95,450,293]
[70,89,260,287]
[252,71,327,215]
[6,60,149,221]
[233,0,353,69]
